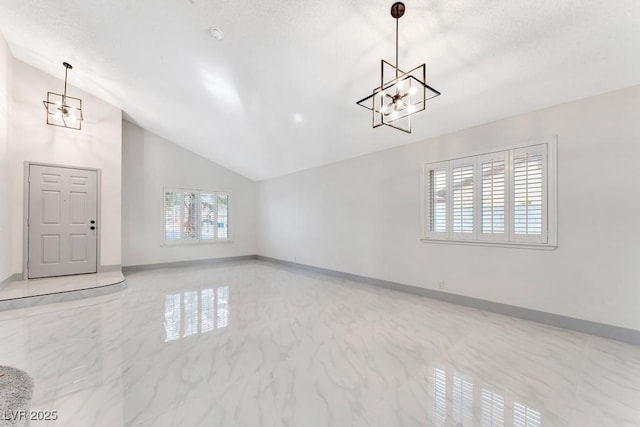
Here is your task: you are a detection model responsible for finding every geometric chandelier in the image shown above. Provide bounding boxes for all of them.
[356,2,441,133]
[42,62,83,130]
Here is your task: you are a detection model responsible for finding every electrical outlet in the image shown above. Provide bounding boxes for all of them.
[438,280,445,290]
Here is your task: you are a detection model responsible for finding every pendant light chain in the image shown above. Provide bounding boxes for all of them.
[395,16,399,79]
[63,66,69,102]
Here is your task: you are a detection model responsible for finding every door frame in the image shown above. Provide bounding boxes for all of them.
[23,161,102,280]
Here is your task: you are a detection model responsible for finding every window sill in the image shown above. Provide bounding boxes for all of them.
[161,240,233,247]
[420,238,557,250]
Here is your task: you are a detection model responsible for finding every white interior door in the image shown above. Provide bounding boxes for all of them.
[28,165,98,279]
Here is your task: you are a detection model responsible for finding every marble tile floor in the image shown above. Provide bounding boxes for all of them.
[0,260,638,426]
[0,271,126,301]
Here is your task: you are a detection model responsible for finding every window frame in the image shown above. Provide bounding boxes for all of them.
[162,187,233,246]
[422,161,449,240]
[510,144,548,244]
[421,137,557,249]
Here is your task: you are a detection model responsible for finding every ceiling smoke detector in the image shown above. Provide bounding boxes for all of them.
[209,27,224,41]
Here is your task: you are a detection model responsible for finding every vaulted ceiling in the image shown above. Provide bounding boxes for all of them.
[1,0,639,180]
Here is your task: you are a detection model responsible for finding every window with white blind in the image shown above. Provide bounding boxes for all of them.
[163,188,231,244]
[422,139,556,248]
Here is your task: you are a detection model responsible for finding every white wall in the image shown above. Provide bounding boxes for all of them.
[121,121,257,267]
[258,85,640,331]
[0,33,12,282]
[9,59,122,273]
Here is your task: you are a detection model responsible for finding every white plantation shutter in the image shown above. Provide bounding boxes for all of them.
[164,190,182,243]
[200,192,216,241]
[217,193,230,240]
[163,188,232,244]
[511,145,547,243]
[425,162,448,237]
[451,158,475,238]
[479,152,508,241]
[422,140,555,247]
[183,191,199,241]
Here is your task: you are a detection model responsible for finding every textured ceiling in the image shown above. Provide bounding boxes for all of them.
[1,0,639,181]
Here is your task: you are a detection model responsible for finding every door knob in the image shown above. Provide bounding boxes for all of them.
[90,226,96,230]
[90,220,95,224]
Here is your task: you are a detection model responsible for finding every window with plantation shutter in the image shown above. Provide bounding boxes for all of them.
[200,192,216,241]
[422,138,556,248]
[163,188,232,244]
[183,192,199,241]
[451,159,475,238]
[479,152,507,241]
[217,193,230,239]
[164,190,181,242]
[511,145,546,243]
[425,162,448,237]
